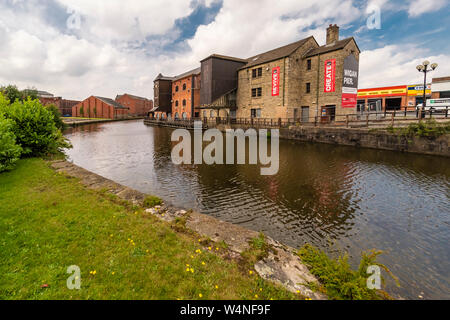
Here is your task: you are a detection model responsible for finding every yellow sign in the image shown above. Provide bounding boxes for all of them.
[407,84,431,96]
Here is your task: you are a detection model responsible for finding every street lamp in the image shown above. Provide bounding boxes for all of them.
[416,60,438,118]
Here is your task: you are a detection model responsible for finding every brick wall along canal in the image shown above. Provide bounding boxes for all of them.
[64,120,450,299]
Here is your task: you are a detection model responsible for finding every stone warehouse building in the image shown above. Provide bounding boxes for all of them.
[236,24,360,121]
[72,96,129,119]
[115,93,153,116]
[153,25,360,122]
[171,68,201,119]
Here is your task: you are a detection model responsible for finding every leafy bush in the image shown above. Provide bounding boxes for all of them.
[0,96,71,156]
[0,116,22,172]
[0,85,38,102]
[45,104,66,130]
[298,244,398,300]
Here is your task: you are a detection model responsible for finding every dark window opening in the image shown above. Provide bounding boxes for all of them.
[306,83,311,94]
[183,83,187,90]
[252,67,263,78]
[252,87,262,98]
[307,59,312,70]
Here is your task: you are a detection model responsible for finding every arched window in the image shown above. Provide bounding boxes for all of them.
[175,100,179,107]
[156,113,160,119]
[183,83,187,90]
[161,113,166,119]
[174,112,179,119]
[210,110,215,118]
[182,112,187,119]
[182,99,186,107]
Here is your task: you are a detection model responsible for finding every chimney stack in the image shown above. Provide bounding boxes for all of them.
[326,24,339,45]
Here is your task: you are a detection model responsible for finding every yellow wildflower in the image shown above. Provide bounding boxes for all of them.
[199,293,203,298]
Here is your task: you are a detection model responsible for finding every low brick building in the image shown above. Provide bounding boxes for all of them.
[72,96,129,119]
[171,68,201,119]
[39,96,80,116]
[115,93,153,116]
[431,77,450,99]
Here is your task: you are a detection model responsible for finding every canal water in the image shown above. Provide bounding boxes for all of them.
[64,120,450,300]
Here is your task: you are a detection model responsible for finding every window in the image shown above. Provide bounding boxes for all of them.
[252,87,262,98]
[307,59,312,70]
[175,86,179,92]
[251,108,261,118]
[175,100,179,107]
[174,112,179,119]
[182,112,187,119]
[183,83,187,90]
[203,111,207,118]
[252,67,262,78]
[306,83,311,94]
[210,110,215,118]
[182,99,186,107]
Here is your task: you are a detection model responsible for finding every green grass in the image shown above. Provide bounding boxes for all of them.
[0,158,300,300]
[142,195,163,208]
[298,244,398,300]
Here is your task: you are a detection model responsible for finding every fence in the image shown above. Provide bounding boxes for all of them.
[145,106,449,129]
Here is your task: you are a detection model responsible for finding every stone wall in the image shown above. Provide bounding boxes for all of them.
[282,126,449,157]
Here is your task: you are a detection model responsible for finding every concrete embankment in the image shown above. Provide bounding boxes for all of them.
[64,117,144,127]
[50,160,326,300]
[281,126,449,157]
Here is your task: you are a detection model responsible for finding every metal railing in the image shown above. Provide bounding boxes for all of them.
[145,106,449,129]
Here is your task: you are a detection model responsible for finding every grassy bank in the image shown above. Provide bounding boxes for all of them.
[0,158,297,300]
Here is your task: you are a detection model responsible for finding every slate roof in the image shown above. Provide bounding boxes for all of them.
[200,54,248,63]
[154,73,175,81]
[242,36,315,69]
[95,96,129,109]
[173,67,201,81]
[303,37,358,57]
[116,93,150,101]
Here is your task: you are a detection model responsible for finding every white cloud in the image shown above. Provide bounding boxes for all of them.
[0,0,448,102]
[407,0,447,17]
[359,45,450,88]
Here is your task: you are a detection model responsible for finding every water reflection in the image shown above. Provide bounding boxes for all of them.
[65,120,450,299]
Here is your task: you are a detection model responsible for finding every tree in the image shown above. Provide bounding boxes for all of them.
[0,85,22,103]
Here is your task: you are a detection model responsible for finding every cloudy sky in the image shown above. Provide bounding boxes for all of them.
[0,0,449,100]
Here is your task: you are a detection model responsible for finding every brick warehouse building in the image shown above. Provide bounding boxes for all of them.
[171,68,201,119]
[115,93,153,116]
[72,96,129,119]
[153,25,359,122]
[37,91,80,116]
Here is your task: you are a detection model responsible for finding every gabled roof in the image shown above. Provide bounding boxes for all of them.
[242,36,315,69]
[200,54,248,63]
[95,96,128,109]
[116,93,150,101]
[173,67,201,81]
[304,37,359,58]
[154,73,175,81]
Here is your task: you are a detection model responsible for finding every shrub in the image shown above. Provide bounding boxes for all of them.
[0,96,71,156]
[298,244,398,300]
[143,195,162,208]
[45,104,66,130]
[0,116,22,172]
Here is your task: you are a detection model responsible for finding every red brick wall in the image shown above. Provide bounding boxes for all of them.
[172,74,201,119]
[116,94,153,116]
[39,97,79,116]
[72,96,128,119]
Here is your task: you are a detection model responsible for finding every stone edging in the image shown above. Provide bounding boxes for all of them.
[50,160,326,300]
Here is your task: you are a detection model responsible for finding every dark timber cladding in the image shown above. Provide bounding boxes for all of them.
[153,73,174,115]
[200,54,247,106]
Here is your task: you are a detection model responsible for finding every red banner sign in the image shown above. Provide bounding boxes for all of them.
[272,67,280,96]
[324,59,336,93]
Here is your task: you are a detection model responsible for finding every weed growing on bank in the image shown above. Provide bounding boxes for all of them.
[298,244,399,300]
